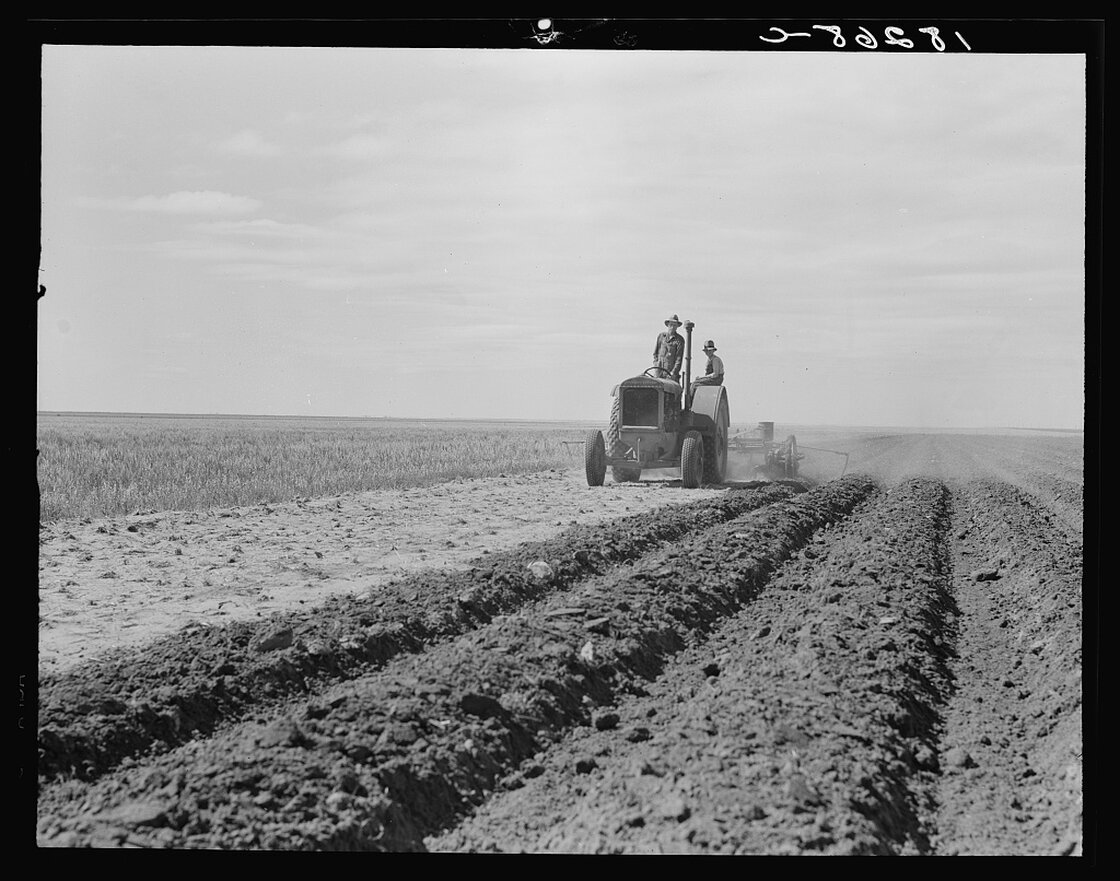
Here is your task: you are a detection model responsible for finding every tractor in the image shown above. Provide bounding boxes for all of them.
[584,320,730,488]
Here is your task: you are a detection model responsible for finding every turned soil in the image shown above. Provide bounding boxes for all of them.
[37,469,726,677]
[33,430,1088,855]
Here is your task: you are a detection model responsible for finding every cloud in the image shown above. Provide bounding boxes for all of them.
[82,191,263,215]
[214,129,283,157]
[189,218,326,239]
[320,133,393,160]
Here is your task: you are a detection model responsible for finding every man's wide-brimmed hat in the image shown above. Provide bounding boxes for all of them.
[665,314,682,327]
[703,340,717,351]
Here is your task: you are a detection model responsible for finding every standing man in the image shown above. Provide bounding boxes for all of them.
[690,339,724,396]
[653,314,685,383]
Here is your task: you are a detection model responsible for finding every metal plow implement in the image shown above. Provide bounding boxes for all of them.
[728,422,850,481]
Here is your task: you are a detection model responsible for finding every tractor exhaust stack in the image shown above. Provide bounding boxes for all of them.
[683,320,695,410]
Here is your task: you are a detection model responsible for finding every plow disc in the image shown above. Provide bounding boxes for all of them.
[765,434,802,479]
[728,426,849,482]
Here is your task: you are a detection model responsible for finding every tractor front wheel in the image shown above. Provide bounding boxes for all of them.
[607,393,640,483]
[584,430,606,486]
[681,430,704,489]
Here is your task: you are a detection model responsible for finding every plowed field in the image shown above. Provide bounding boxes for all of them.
[34,431,1088,854]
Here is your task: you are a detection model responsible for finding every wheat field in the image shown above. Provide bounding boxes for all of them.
[36,413,588,522]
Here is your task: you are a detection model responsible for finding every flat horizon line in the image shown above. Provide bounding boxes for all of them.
[35,410,1085,434]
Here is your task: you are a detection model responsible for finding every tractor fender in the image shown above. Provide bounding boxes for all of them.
[685,385,729,434]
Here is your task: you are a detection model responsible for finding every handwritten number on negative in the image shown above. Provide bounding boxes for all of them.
[854,27,878,50]
[812,24,846,48]
[883,26,915,49]
[918,27,947,52]
[763,24,970,51]
[759,26,811,44]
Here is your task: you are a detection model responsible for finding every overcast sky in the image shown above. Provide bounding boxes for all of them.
[37,45,1086,428]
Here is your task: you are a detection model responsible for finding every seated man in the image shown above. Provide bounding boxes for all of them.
[690,339,724,394]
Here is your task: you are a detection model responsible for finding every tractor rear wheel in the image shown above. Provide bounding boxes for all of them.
[607,394,641,483]
[681,430,704,488]
[584,430,606,486]
[702,396,730,484]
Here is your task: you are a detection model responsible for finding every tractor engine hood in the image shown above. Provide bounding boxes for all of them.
[611,375,682,396]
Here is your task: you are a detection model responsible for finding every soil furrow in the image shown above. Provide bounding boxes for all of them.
[429,478,955,854]
[927,479,1083,855]
[945,442,1084,541]
[35,476,874,849]
[38,482,798,783]
[966,435,1083,480]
